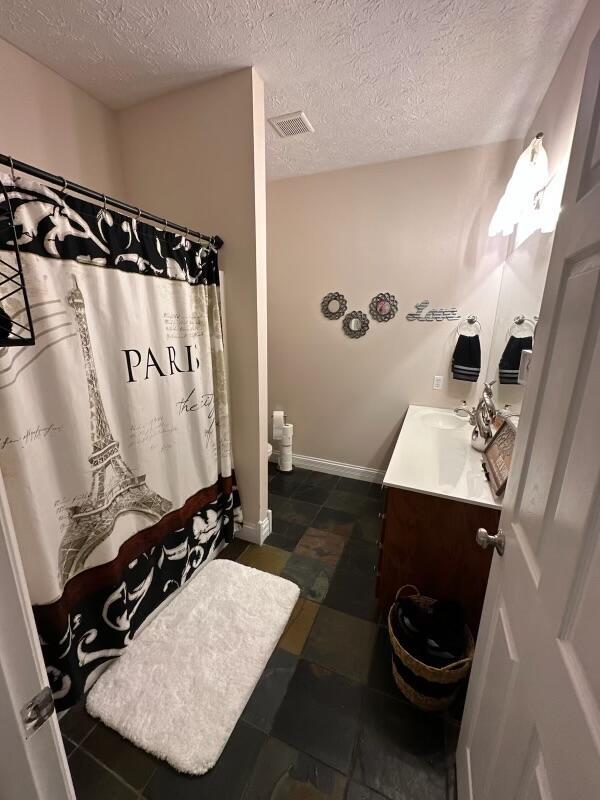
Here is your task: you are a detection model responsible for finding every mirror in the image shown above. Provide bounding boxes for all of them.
[481,128,575,412]
[369,292,398,322]
[485,219,553,408]
[343,310,369,338]
[321,292,347,320]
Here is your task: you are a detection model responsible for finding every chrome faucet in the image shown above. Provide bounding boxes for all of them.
[454,381,497,451]
[454,401,476,425]
[473,381,497,451]
[480,380,497,422]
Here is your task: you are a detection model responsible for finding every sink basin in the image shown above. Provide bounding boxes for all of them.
[419,412,468,431]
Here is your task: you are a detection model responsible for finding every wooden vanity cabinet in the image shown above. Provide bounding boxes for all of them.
[375,486,501,638]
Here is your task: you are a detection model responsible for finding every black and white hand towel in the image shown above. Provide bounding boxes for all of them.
[499,336,533,384]
[452,334,481,382]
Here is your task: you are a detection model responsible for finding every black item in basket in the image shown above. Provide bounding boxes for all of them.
[392,597,467,668]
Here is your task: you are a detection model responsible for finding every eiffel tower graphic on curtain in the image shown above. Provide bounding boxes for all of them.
[58,276,172,586]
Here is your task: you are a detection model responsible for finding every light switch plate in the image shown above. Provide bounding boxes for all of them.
[433,375,444,390]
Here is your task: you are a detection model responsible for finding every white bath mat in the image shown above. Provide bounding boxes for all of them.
[86,559,300,775]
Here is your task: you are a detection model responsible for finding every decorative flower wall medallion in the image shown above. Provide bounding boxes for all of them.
[321,292,347,320]
[369,292,398,322]
[343,310,369,338]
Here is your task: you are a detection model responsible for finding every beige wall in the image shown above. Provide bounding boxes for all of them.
[0,42,268,530]
[268,140,519,472]
[0,38,123,194]
[118,68,268,528]
[488,0,600,407]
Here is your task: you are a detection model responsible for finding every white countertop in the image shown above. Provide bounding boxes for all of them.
[383,405,501,509]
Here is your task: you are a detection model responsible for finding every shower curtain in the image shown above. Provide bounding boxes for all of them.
[0,175,242,710]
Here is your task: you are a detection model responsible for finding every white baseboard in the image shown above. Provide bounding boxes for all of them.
[270,450,384,484]
[238,515,271,545]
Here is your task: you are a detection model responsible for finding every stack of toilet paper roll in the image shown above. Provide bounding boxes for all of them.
[272,410,294,472]
[278,423,294,472]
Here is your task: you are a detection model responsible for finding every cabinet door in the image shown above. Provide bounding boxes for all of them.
[378,487,499,636]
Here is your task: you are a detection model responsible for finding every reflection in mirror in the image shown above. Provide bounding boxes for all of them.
[486,227,552,409]
[369,292,398,323]
[485,123,574,413]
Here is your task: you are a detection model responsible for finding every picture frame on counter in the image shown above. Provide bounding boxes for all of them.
[482,419,517,496]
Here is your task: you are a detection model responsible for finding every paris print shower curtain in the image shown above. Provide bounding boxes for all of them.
[0,174,242,710]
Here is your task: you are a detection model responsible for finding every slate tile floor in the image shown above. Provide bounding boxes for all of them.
[60,466,458,799]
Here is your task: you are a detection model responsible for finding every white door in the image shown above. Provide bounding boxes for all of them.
[0,469,74,800]
[457,30,600,800]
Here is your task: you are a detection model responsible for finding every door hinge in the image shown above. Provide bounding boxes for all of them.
[21,686,55,737]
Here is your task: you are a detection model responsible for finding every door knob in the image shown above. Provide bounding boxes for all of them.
[476,527,505,556]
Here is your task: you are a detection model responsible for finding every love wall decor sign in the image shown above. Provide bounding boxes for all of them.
[405,301,460,322]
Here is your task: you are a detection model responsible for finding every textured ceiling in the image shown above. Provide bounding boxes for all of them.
[0,0,587,179]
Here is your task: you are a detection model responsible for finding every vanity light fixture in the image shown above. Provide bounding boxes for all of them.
[489,132,549,237]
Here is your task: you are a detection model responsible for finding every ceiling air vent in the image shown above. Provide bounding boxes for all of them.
[269,111,314,138]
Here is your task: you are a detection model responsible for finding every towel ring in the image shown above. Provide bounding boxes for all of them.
[457,314,481,336]
[509,314,536,337]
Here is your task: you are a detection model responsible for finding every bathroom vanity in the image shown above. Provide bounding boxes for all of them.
[377,405,501,637]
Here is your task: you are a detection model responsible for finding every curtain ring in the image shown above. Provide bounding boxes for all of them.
[59,177,68,196]
[102,194,107,212]
[8,156,16,183]
[163,218,167,232]
[136,207,142,221]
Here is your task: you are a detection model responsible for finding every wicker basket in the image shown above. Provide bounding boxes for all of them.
[387,585,474,712]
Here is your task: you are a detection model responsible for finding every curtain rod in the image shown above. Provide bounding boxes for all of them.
[0,154,223,250]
